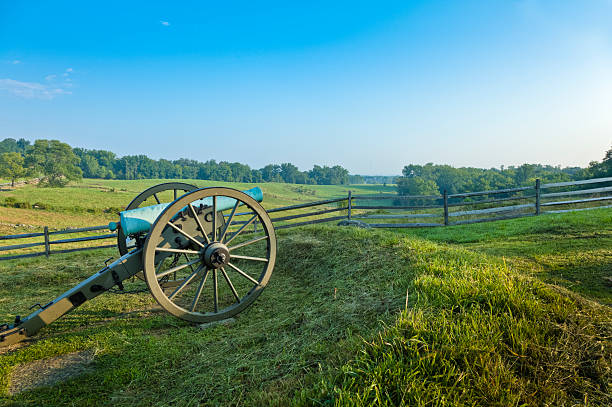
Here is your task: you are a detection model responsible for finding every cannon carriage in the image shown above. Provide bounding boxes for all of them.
[0,185,277,348]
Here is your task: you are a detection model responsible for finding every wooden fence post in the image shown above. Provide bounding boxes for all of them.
[347,190,352,220]
[443,190,449,226]
[43,226,50,257]
[535,179,541,215]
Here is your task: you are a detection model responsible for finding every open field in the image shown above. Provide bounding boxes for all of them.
[0,180,610,406]
[0,178,394,219]
[0,179,394,258]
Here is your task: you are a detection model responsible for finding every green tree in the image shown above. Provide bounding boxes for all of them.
[261,164,282,182]
[586,146,612,178]
[25,140,82,187]
[0,152,27,186]
[396,177,439,196]
[0,138,30,154]
[280,163,300,183]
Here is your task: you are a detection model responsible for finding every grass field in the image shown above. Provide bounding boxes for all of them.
[0,178,394,218]
[0,180,610,406]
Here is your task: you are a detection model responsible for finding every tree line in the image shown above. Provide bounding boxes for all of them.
[1,137,609,192]
[396,146,612,196]
[0,138,359,186]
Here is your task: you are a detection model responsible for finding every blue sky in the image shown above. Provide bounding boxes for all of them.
[1,0,611,174]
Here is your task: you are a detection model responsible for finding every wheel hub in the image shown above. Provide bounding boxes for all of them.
[202,242,230,269]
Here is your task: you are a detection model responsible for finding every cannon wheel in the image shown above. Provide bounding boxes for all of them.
[117,182,198,256]
[142,187,276,323]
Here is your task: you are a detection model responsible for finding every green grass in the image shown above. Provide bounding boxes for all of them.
[0,181,610,406]
[398,208,612,306]
[0,178,395,217]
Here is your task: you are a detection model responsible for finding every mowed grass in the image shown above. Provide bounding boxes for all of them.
[0,181,610,406]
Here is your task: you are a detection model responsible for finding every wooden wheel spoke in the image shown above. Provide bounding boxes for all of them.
[169,265,204,300]
[156,258,200,280]
[143,186,276,324]
[219,201,239,243]
[227,262,260,286]
[153,193,161,204]
[225,214,258,245]
[183,254,197,272]
[156,247,200,255]
[228,235,268,251]
[155,257,167,274]
[231,254,269,262]
[212,196,217,242]
[174,189,177,200]
[167,221,205,248]
[220,267,240,303]
[188,203,211,245]
[190,268,210,312]
[213,269,218,312]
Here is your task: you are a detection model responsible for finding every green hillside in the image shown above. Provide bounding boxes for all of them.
[0,206,610,406]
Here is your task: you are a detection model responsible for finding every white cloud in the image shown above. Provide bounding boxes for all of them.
[160,20,170,26]
[11,60,20,65]
[0,78,72,100]
[45,74,57,81]
[66,67,73,72]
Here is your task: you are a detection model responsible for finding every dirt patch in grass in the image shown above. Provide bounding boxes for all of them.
[8,349,96,395]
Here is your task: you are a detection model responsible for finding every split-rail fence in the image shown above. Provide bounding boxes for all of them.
[1,176,611,261]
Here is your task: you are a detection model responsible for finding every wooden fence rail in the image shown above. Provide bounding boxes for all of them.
[2,176,611,260]
[0,225,117,260]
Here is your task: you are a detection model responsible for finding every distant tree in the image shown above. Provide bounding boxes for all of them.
[25,140,82,187]
[397,177,439,196]
[586,146,612,178]
[602,146,612,176]
[348,174,364,184]
[0,138,30,154]
[0,138,19,153]
[74,148,117,179]
[0,152,27,186]
[16,138,30,153]
[250,169,263,183]
[214,162,233,181]
[230,162,252,182]
[280,163,300,183]
[261,164,282,182]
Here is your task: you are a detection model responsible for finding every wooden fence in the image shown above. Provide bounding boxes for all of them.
[0,226,116,261]
[1,176,611,260]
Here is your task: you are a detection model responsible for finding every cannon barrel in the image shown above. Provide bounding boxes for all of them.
[109,186,263,235]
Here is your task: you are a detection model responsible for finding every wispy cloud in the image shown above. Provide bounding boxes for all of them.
[160,20,170,26]
[0,78,72,100]
[11,60,20,65]
[45,74,57,81]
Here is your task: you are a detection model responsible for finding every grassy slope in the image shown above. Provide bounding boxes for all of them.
[398,208,612,306]
[0,182,610,406]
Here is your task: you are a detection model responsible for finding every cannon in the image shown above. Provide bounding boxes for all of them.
[0,186,276,348]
